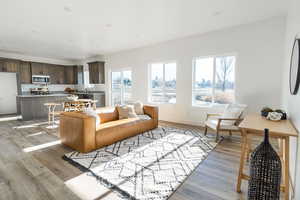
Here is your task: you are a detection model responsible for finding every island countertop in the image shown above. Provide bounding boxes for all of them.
[17,94,69,98]
[17,91,105,120]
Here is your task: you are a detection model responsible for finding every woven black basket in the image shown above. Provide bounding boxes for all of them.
[248,128,281,200]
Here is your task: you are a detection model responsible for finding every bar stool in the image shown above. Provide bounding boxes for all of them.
[44,103,62,128]
[91,100,98,110]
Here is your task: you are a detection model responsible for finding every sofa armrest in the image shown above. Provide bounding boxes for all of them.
[60,112,96,153]
[144,105,158,121]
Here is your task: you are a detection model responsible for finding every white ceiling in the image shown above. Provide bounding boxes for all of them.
[0,0,288,61]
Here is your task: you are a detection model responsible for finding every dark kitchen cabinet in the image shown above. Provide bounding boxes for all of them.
[19,61,32,83]
[31,62,48,75]
[48,65,65,84]
[89,61,105,84]
[5,59,19,72]
[0,58,19,72]
[64,66,76,84]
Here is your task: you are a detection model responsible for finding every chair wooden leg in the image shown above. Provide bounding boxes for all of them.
[204,126,208,136]
[48,107,51,125]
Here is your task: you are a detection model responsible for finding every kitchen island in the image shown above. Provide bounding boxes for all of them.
[17,94,69,121]
[17,92,105,121]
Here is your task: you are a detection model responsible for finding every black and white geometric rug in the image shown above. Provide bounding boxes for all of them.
[64,125,220,200]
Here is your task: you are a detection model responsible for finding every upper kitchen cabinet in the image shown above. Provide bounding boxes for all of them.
[48,65,65,84]
[0,58,19,72]
[19,61,31,84]
[64,65,77,84]
[31,62,48,75]
[88,61,105,84]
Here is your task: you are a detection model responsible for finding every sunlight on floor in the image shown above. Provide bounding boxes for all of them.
[0,115,22,122]
[26,131,46,137]
[23,140,61,152]
[66,173,120,200]
[13,121,49,129]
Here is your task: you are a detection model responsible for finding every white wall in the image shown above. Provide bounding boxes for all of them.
[282,0,300,198]
[104,17,286,125]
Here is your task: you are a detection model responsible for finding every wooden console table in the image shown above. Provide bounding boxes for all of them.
[236,114,298,200]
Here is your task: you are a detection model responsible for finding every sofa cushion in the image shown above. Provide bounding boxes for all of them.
[96,118,140,131]
[137,114,151,121]
[116,105,138,119]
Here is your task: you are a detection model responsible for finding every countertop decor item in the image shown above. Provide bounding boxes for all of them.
[261,107,273,117]
[266,112,283,121]
[289,38,300,95]
[260,107,287,120]
[66,95,78,101]
[248,128,281,200]
[64,87,76,94]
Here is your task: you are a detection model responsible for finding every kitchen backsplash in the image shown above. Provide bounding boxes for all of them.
[21,84,75,92]
[21,84,106,92]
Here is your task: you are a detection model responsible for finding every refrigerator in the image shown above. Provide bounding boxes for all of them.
[0,72,17,114]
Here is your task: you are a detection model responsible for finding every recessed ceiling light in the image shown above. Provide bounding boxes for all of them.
[64,6,72,12]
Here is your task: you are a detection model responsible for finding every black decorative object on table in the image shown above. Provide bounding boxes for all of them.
[248,128,282,200]
[260,107,287,120]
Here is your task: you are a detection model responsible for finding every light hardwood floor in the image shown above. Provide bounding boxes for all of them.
[0,118,267,200]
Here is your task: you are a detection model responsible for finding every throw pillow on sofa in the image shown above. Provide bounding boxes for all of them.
[117,105,138,119]
[133,101,144,115]
[127,101,144,115]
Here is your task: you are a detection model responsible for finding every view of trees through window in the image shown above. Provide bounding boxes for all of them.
[193,56,235,105]
[150,62,176,103]
[111,70,132,105]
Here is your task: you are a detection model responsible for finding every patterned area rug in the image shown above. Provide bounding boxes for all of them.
[64,125,220,200]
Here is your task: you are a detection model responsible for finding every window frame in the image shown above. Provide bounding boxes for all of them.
[111,68,132,106]
[192,54,236,107]
[148,61,177,104]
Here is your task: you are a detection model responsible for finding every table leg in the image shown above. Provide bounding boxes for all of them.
[284,137,290,200]
[246,134,252,161]
[278,138,285,187]
[236,129,248,193]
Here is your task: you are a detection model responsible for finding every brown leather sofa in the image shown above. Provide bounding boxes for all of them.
[60,105,158,153]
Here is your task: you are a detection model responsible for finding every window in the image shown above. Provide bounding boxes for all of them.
[150,62,176,103]
[192,55,235,106]
[111,70,132,105]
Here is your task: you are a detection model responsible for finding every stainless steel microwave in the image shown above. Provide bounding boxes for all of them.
[32,75,50,84]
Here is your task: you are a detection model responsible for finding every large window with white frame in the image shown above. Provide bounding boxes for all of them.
[149,62,176,103]
[192,55,235,106]
[111,70,132,105]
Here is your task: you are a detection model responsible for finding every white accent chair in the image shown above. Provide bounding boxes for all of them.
[204,104,247,142]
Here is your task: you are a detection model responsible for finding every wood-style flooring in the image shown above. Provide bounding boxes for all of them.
[0,118,274,200]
